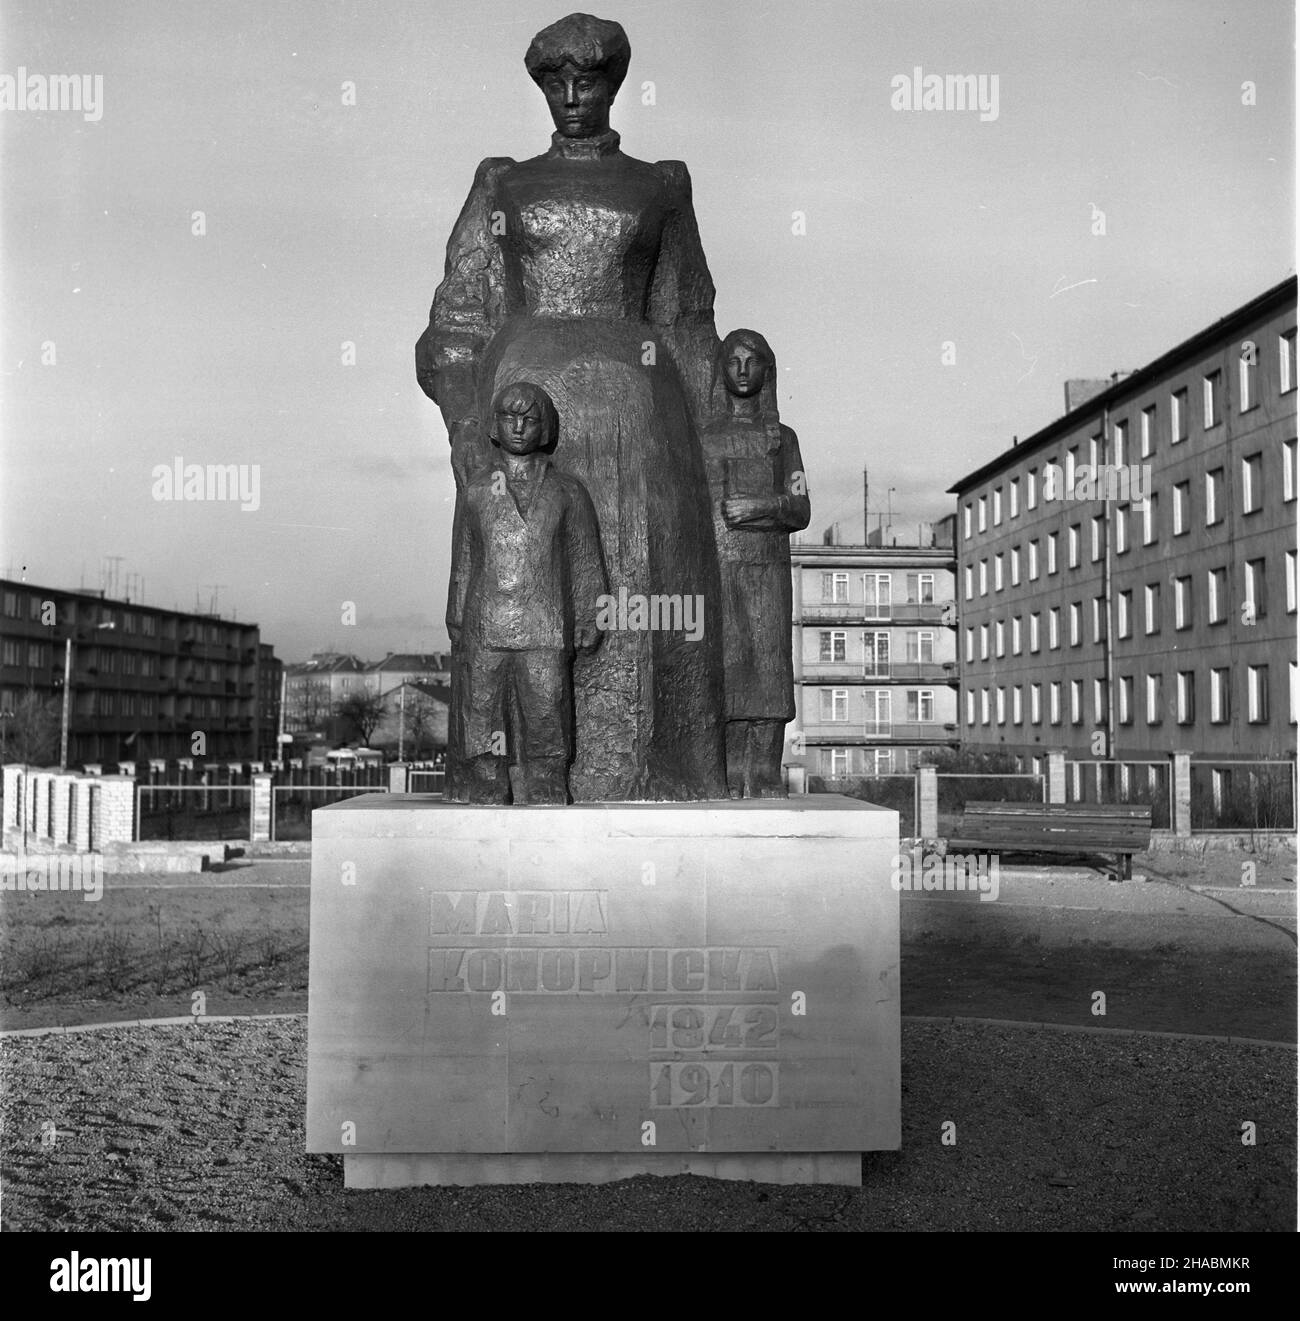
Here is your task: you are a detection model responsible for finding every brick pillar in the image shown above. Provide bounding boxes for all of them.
[250,772,273,842]
[72,779,93,851]
[94,775,135,849]
[1046,749,1067,804]
[52,776,72,845]
[916,765,938,838]
[388,763,410,794]
[1171,750,1192,838]
[2,764,24,832]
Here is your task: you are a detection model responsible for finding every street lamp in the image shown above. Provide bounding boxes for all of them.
[59,619,117,770]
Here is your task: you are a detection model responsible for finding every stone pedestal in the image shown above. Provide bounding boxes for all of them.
[306,795,900,1186]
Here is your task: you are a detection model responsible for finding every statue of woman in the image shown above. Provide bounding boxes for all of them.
[417,13,728,802]
[701,329,811,797]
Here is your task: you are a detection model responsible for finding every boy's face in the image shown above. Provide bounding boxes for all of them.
[496,403,546,455]
[725,344,767,398]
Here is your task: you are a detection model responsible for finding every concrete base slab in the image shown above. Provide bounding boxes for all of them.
[344,1150,861,1187]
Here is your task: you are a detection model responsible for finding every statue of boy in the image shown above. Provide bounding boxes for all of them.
[446,381,607,804]
[702,329,812,797]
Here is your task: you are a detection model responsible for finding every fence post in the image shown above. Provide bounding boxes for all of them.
[1171,750,1192,837]
[916,765,938,839]
[250,772,273,842]
[389,763,410,794]
[1046,749,1067,804]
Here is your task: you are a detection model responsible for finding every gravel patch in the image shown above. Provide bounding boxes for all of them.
[0,1017,1292,1232]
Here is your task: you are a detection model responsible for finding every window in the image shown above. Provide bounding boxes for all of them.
[1065,447,1077,492]
[1011,616,1022,654]
[1172,481,1190,535]
[1093,678,1108,724]
[1029,683,1041,723]
[907,630,935,663]
[1287,550,1297,614]
[1009,477,1020,517]
[1177,671,1194,724]
[992,488,1003,525]
[1146,673,1162,725]
[1114,504,1128,554]
[1092,595,1106,643]
[1118,675,1133,725]
[819,631,846,662]
[1088,434,1100,469]
[1207,567,1227,623]
[1029,612,1040,652]
[1069,679,1082,723]
[1027,468,1038,509]
[1242,452,1263,513]
[1,640,18,666]
[1113,419,1128,467]
[142,615,157,637]
[1069,601,1081,646]
[1174,575,1192,629]
[1247,666,1268,723]
[908,689,935,722]
[1202,470,1224,530]
[1048,607,1060,649]
[1010,546,1021,585]
[1028,539,1039,579]
[1171,387,1188,442]
[1245,558,1267,620]
[1011,685,1023,724]
[1203,370,1221,428]
[828,748,849,778]
[1141,405,1157,458]
[864,574,892,618]
[26,643,44,668]
[914,573,935,603]
[1117,590,1132,638]
[980,688,990,724]
[1239,344,1257,411]
[1091,515,1104,562]
[978,560,988,595]
[1068,524,1080,568]
[980,624,989,660]
[965,689,976,725]
[1286,439,1297,502]
[995,687,1006,724]
[1142,493,1157,545]
[1144,583,1161,635]
[1281,329,1297,394]
[820,689,848,721]
[1049,682,1061,724]
[964,565,974,600]
[1210,668,1229,723]
[993,554,1004,591]
[965,627,974,662]
[978,495,987,532]
[1046,531,1059,574]
[822,572,849,603]
[963,503,973,540]
[994,620,1005,657]
[1292,664,1299,724]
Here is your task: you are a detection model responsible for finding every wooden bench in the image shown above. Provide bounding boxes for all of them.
[946,801,1153,879]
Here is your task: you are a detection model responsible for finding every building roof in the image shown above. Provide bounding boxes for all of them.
[379,679,452,705]
[285,653,366,675]
[948,274,1298,494]
[366,652,450,672]
[0,578,262,631]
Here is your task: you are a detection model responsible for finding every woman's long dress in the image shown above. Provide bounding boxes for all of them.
[417,129,728,801]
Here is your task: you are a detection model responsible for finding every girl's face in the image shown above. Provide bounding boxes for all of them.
[725,343,768,398]
[542,64,614,137]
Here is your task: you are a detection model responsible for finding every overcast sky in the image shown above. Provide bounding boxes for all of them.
[2,0,1293,661]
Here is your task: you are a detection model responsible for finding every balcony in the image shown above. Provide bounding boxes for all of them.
[803,661,957,684]
[802,721,959,744]
[801,601,952,625]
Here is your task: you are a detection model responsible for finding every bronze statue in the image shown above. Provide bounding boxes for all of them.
[702,330,811,797]
[447,381,607,804]
[417,13,729,802]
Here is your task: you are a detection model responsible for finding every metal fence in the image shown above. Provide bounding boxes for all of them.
[1065,760,1172,829]
[409,769,446,794]
[1189,760,1296,833]
[270,784,387,841]
[135,784,254,842]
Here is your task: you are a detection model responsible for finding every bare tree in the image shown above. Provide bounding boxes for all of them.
[336,692,387,745]
[2,689,60,765]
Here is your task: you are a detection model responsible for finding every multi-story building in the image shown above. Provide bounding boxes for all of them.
[949,276,1297,772]
[256,642,284,764]
[790,520,960,780]
[0,579,278,767]
[281,652,366,735]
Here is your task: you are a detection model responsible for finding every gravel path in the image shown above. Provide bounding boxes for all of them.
[1,1017,1292,1231]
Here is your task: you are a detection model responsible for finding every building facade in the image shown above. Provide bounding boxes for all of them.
[281,653,367,736]
[949,277,1297,771]
[363,653,451,695]
[790,523,960,780]
[0,579,279,767]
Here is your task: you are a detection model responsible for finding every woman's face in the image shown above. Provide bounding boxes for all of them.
[725,343,768,398]
[541,64,613,137]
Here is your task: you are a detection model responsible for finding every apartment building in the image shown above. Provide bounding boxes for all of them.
[790,521,960,779]
[0,579,277,767]
[949,276,1297,768]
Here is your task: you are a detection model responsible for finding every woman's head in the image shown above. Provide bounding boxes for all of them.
[526,13,630,138]
[719,328,776,399]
